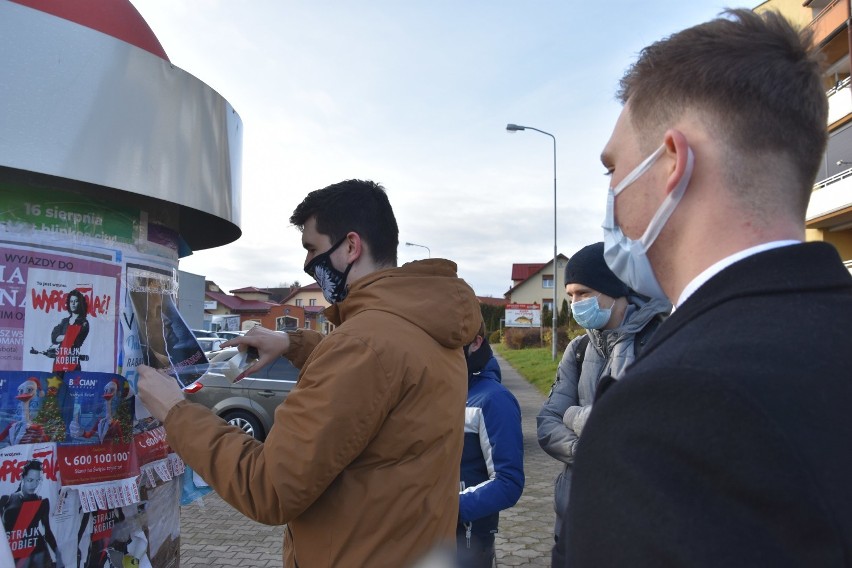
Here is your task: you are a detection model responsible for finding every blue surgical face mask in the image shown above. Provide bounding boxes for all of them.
[570,295,612,330]
[304,236,354,303]
[602,144,694,301]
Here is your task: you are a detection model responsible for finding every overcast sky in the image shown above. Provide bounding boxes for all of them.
[130,1,756,297]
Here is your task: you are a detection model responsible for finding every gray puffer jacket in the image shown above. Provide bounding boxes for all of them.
[536,294,671,537]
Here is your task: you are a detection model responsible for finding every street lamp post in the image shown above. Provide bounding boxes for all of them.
[405,241,431,258]
[506,123,558,360]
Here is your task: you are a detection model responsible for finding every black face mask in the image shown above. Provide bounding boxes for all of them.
[304,236,354,304]
[464,338,493,374]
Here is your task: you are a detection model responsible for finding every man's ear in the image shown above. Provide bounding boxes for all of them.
[467,335,484,354]
[343,231,363,264]
[663,129,690,196]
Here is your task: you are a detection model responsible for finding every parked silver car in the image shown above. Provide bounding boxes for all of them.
[192,329,220,339]
[215,330,245,341]
[184,348,299,440]
[196,337,225,354]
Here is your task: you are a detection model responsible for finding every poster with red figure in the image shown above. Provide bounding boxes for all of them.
[22,265,120,376]
[0,244,121,375]
[0,443,62,567]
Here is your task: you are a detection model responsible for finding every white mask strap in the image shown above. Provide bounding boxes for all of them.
[638,147,695,249]
[611,145,666,197]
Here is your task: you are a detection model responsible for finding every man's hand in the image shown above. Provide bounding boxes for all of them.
[221,327,290,378]
[136,364,185,422]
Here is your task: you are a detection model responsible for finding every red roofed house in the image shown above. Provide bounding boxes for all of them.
[511,263,546,287]
[505,254,569,316]
[280,283,334,334]
[204,282,306,332]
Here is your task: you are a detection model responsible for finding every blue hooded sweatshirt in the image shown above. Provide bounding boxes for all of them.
[459,356,524,537]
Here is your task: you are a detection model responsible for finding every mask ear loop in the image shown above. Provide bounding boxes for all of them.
[638,147,695,249]
[612,145,666,197]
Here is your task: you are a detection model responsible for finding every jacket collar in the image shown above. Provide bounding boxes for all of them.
[641,242,851,358]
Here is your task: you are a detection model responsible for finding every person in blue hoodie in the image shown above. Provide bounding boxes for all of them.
[458,321,524,568]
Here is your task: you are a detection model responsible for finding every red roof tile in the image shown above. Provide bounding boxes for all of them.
[511,263,546,281]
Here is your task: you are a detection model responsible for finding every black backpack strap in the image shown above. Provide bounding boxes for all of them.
[574,334,590,369]
[548,334,590,398]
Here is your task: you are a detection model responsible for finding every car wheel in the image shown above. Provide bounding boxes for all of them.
[223,410,264,440]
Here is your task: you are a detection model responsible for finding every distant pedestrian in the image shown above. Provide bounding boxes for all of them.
[537,242,668,565]
[564,9,852,566]
[458,321,524,568]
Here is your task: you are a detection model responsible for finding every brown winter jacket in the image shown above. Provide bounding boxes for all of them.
[164,259,480,567]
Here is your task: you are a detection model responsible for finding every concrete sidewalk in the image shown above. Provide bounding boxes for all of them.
[492,354,561,566]
[179,353,560,566]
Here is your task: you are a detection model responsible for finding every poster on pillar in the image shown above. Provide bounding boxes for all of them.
[0,372,66,447]
[126,265,207,389]
[0,243,121,375]
[0,443,64,567]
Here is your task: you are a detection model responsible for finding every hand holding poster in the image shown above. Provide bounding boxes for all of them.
[126,268,207,388]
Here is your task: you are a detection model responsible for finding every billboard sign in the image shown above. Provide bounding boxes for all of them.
[505,303,541,327]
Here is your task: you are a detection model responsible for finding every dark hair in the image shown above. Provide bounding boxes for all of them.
[66,289,88,316]
[618,9,827,215]
[21,459,42,477]
[290,179,399,266]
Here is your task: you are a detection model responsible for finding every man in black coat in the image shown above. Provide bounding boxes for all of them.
[564,9,852,567]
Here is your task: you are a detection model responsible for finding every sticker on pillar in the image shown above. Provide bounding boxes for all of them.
[0,443,62,567]
[0,372,68,446]
[126,267,207,388]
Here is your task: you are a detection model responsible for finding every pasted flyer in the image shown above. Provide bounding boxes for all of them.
[126,265,206,388]
[0,244,121,375]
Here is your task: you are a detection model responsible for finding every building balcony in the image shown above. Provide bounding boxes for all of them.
[828,77,852,126]
[808,168,852,228]
[808,0,849,46]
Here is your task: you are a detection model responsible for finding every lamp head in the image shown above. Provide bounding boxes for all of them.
[506,123,525,132]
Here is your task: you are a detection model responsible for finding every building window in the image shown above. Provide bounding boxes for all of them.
[295,299,302,307]
[309,299,317,306]
[304,320,310,329]
[542,275,554,288]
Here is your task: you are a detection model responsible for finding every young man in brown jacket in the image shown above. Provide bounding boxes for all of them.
[137,179,481,567]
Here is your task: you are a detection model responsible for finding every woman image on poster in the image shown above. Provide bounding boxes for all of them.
[0,459,63,567]
[50,290,89,373]
[0,378,48,447]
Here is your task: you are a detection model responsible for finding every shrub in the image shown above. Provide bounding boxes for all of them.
[488,329,502,344]
[536,326,589,353]
[503,327,542,350]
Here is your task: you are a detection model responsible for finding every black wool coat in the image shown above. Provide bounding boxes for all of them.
[563,242,852,567]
